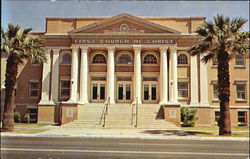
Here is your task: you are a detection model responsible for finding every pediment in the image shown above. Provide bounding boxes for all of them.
[69,13,180,34]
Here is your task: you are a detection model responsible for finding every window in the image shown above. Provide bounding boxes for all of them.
[178,82,188,98]
[143,54,157,64]
[215,111,220,124]
[235,55,244,66]
[60,80,70,97]
[213,84,219,100]
[118,54,132,64]
[28,108,37,123]
[238,111,247,126]
[236,84,246,100]
[92,54,106,64]
[61,53,71,64]
[29,82,39,97]
[212,57,218,65]
[178,54,188,64]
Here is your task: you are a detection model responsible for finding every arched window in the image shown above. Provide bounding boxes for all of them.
[143,54,157,64]
[118,54,132,64]
[178,54,188,64]
[61,53,71,64]
[235,55,244,66]
[92,54,106,64]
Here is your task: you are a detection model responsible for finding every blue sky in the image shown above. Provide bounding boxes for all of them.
[2,1,249,32]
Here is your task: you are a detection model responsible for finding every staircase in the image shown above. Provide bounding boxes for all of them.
[63,103,179,130]
[62,103,104,128]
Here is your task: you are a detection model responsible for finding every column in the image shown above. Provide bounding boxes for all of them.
[79,47,89,104]
[107,47,115,104]
[39,49,54,105]
[200,54,209,106]
[133,45,142,104]
[68,47,79,103]
[51,49,60,103]
[160,47,168,104]
[190,55,199,105]
[171,47,178,103]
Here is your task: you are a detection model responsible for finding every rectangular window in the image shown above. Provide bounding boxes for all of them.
[178,82,188,98]
[235,55,244,66]
[28,108,37,122]
[238,111,247,126]
[236,84,246,100]
[29,82,39,97]
[60,80,70,97]
[212,57,218,65]
[215,111,220,124]
[213,84,219,100]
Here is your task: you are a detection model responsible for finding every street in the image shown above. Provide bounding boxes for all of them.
[1,136,249,159]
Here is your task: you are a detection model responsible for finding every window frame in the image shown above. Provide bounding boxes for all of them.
[213,84,219,101]
[142,52,159,65]
[177,54,188,65]
[237,111,247,126]
[60,53,72,65]
[116,51,134,66]
[212,57,218,66]
[178,81,189,99]
[92,53,107,64]
[236,84,246,101]
[60,79,71,98]
[28,80,39,98]
[235,55,245,68]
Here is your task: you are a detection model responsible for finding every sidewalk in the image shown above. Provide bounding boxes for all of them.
[1,126,249,141]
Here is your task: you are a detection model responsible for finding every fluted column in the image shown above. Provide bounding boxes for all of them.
[171,47,178,103]
[190,55,199,105]
[51,49,60,103]
[79,47,89,104]
[107,47,115,104]
[200,54,209,106]
[133,45,142,104]
[160,47,168,104]
[68,47,79,103]
[39,49,54,105]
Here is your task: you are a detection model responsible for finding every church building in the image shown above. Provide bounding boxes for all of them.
[1,13,249,128]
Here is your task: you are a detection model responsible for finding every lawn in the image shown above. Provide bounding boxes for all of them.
[181,126,249,131]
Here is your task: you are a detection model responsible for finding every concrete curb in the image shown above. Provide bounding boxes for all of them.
[1,133,249,141]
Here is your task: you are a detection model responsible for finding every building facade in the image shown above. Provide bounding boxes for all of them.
[1,13,249,126]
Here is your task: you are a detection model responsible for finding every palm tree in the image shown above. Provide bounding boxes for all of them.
[1,24,47,132]
[189,15,249,136]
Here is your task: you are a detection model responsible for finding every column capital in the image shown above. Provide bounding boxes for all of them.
[70,46,79,51]
[133,45,142,51]
[107,46,116,51]
[79,46,89,51]
[159,47,168,52]
[52,48,60,55]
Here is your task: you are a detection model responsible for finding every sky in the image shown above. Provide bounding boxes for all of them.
[2,0,249,32]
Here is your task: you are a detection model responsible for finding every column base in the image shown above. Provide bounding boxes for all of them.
[190,102,200,106]
[78,100,89,104]
[37,105,55,123]
[133,100,142,104]
[38,100,55,106]
[109,100,116,104]
[64,99,78,104]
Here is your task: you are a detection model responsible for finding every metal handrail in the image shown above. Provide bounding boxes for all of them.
[135,97,138,128]
[99,97,110,127]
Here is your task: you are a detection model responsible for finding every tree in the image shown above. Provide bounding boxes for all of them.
[1,24,47,131]
[189,15,249,136]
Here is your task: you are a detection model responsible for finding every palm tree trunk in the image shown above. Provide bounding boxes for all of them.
[2,54,18,132]
[217,51,232,136]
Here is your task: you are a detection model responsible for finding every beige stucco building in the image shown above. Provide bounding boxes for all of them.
[1,13,249,127]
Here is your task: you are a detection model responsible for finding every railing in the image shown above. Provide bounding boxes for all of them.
[99,97,110,127]
[131,97,138,127]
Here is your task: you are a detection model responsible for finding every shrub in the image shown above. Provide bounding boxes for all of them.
[181,107,198,127]
[23,113,30,123]
[14,112,21,123]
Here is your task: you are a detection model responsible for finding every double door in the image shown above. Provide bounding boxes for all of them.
[143,82,157,103]
[117,82,132,103]
[91,82,106,102]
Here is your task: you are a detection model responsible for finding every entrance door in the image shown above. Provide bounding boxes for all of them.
[91,82,106,102]
[143,82,157,103]
[117,82,132,103]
